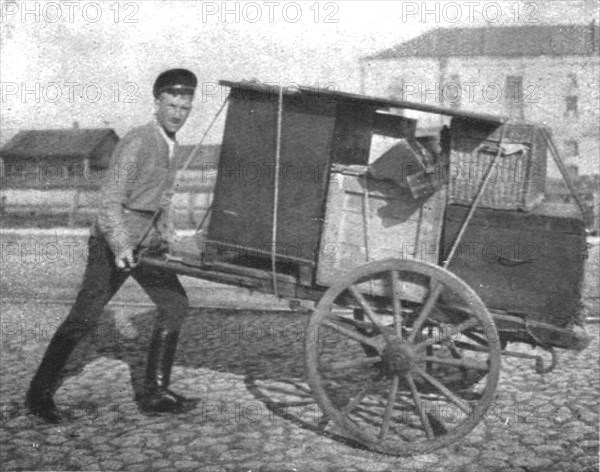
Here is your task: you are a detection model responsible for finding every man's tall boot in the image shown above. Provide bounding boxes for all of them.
[139,326,197,414]
[25,329,79,423]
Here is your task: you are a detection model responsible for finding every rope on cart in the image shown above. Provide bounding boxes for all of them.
[442,124,507,268]
[361,175,375,293]
[182,94,230,175]
[135,95,230,251]
[186,95,230,232]
[172,94,229,234]
[362,175,372,263]
[167,94,231,218]
[540,128,589,226]
[271,85,284,297]
[195,201,213,232]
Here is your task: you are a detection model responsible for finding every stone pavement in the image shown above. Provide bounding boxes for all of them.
[1,231,598,471]
[1,300,598,472]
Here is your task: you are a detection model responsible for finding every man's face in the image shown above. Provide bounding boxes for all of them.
[155,93,193,135]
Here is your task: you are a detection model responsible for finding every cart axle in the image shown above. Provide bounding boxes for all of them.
[501,345,557,374]
[381,337,422,377]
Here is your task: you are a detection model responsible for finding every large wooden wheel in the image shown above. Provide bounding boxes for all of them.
[305,259,501,455]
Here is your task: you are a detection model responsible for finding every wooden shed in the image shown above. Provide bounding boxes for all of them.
[0,128,118,188]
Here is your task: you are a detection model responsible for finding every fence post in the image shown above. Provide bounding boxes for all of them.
[68,187,81,227]
[187,192,196,228]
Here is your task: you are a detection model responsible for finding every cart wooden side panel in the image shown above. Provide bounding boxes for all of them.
[316,167,446,290]
[206,87,337,266]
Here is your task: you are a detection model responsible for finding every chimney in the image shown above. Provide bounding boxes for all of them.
[72,120,80,129]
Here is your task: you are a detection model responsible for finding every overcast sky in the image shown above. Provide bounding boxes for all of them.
[1,0,598,144]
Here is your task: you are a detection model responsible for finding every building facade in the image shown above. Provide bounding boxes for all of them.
[360,23,600,177]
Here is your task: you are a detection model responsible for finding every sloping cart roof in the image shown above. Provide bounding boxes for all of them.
[219,79,509,124]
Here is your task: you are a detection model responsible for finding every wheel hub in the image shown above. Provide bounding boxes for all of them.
[381,337,417,377]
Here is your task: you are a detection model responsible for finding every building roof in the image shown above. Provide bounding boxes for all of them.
[175,144,221,170]
[0,129,119,163]
[362,23,600,60]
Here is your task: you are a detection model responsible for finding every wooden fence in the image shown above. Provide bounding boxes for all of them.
[0,187,213,229]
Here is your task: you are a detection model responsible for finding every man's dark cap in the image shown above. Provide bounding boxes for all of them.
[153,68,197,98]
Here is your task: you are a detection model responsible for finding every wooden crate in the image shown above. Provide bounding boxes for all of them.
[442,202,586,327]
[316,166,446,299]
[448,120,548,211]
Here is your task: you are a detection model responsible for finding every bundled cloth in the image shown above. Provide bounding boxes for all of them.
[368,138,446,200]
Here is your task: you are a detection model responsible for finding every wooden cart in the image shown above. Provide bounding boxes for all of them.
[140,80,591,455]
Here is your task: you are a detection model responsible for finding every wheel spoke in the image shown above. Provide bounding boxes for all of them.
[379,375,399,440]
[322,319,381,350]
[389,270,403,337]
[426,327,433,371]
[413,367,471,415]
[339,316,380,336]
[408,282,444,343]
[419,355,489,372]
[446,340,463,359]
[316,415,331,430]
[348,286,392,343]
[405,373,434,439]
[341,373,384,416]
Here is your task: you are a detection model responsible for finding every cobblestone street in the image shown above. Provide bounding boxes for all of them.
[1,301,598,472]
[1,233,598,471]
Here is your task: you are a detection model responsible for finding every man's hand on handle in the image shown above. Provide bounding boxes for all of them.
[116,247,138,271]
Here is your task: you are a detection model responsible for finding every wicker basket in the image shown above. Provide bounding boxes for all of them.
[448,121,548,211]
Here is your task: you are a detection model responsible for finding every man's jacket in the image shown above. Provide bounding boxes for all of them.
[93,121,180,255]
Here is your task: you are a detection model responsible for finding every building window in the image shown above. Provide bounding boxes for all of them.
[445,74,461,109]
[4,163,21,181]
[505,75,524,120]
[564,139,579,158]
[63,164,76,181]
[565,96,578,118]
[567,73,578,89]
